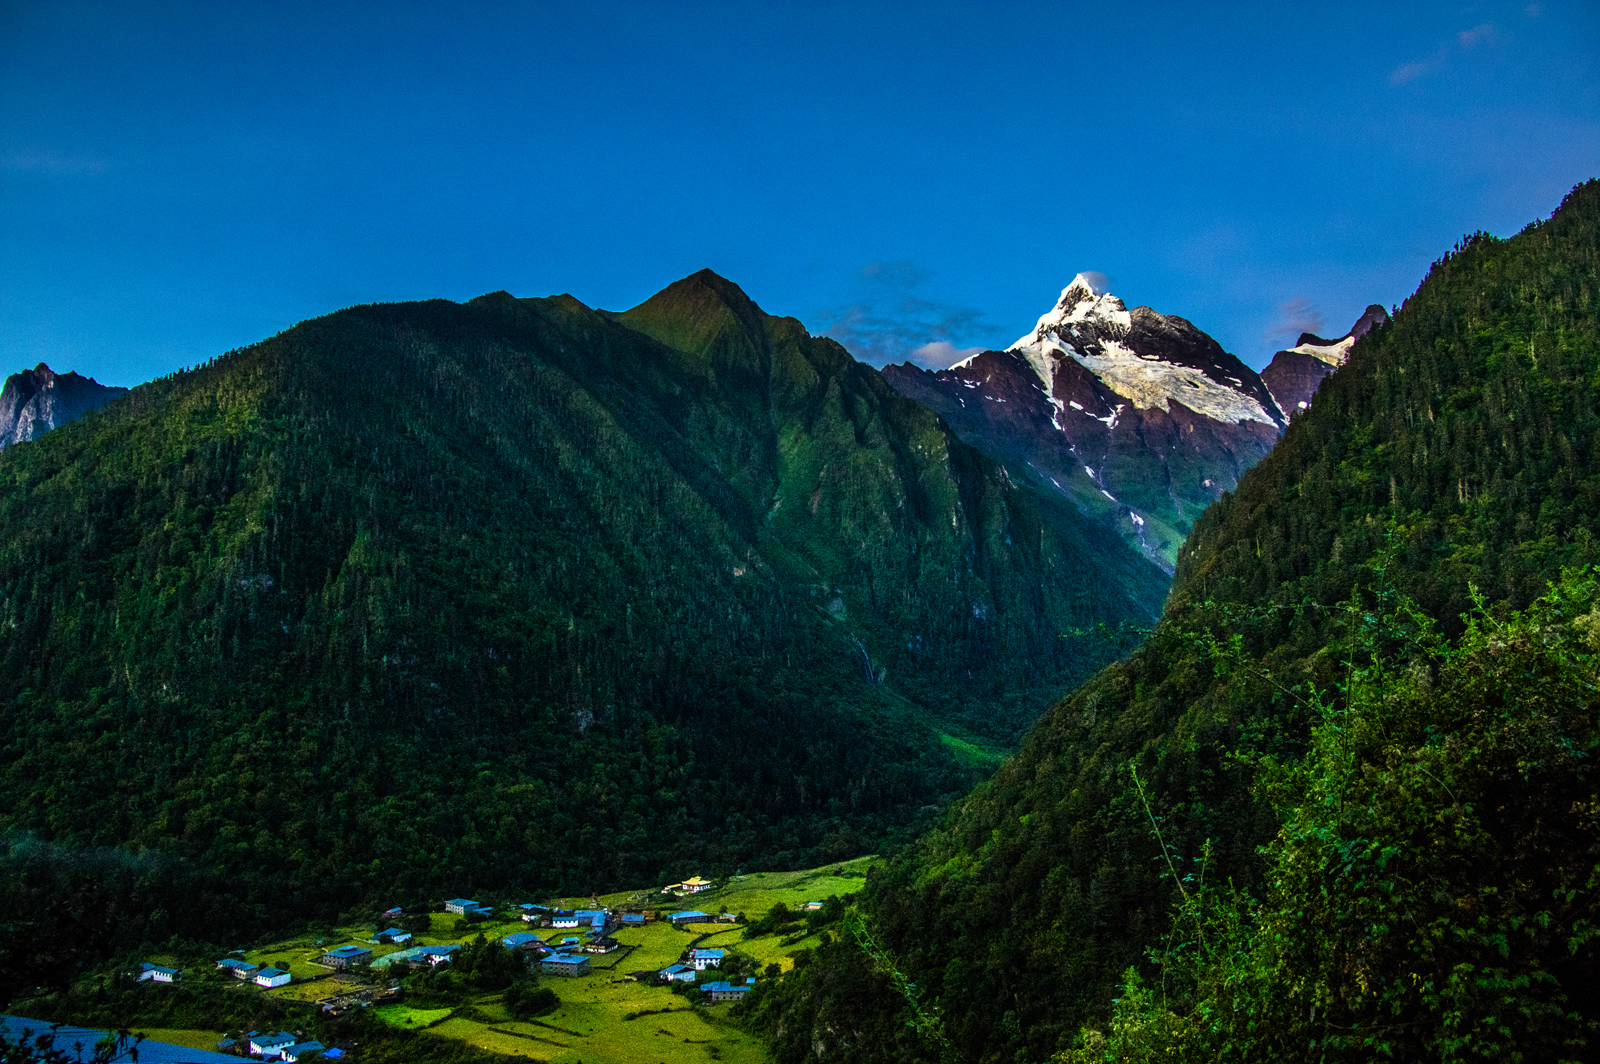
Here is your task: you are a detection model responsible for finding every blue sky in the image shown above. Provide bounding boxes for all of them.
[2,1,1597,387]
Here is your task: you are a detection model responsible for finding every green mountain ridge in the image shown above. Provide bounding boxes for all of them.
[0,269,1168,999]
[748,181,1600,1061]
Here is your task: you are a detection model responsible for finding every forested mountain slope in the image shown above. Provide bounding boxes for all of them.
[0,270,1167,993]
[747,182,1600,1062]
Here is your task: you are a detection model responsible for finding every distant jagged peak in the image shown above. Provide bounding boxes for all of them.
[988,274,1277,428]
[0,361,127,448]
[1285,304,1391,367]
[1012,273,1132,352]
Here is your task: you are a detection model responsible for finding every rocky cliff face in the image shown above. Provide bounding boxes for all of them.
[1259,304,1389,419]
[0,363,128,447]
[883,275,1285,571]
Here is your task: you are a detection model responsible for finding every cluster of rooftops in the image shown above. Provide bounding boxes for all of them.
[140,881,773,1023]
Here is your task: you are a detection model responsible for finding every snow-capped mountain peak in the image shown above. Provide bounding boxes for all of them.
[882,278,1289,572]
[1003,279,1278,428]
[1015,275,1132,350]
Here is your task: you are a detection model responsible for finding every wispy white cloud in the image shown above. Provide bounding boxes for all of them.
[1,150,107,174]
[1390,22,1498,85]
[908,340,984,370]
[817,260,995,368]
[1390,59,1436,85]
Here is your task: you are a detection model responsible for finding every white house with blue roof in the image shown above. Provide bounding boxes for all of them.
[700,978,755,1002]
[689,948,724,970]
[659,962,695,982]
[250,1031,297,1056]
[216,957,258,979]
[540,952,591,977]
[320,945,372,969]
[255,967,292,988]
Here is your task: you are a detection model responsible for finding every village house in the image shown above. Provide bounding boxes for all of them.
[659,962,695,982]
[320,945,372,969]
[370,942,462,969]
[501,932,545,953]
[661,876,713,895]
[282,1040,325,1062]
[620,912,648,926]
[137,963,178,983]
[550,910,580,928]
[581,937,619,954]
[255,967,292,988]
[372,927,411,944]
[216,958,258,979]
[518,905,553,926]
[444,898,485,915]
[668,910,710,927]
[540,952,591,977]
[249,1031,297,1057]
[689,948,724,970]
[700,978,755,1002]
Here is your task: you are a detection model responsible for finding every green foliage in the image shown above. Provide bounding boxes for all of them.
[0,271,1165,990]
[760,182,1600,1062]
[501,980,559,1020]
[1064,573,1600,1061]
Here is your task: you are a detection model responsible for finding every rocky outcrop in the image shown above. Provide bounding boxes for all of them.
[884,275,1285,572]
[1260,304,1389,419]
[0,364,128,448]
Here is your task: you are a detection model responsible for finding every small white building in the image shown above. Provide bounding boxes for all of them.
[137,963,178,983]
[255,967,292,988]
[689,948,724,970]
[250,1031,296,1057]
[282,1040,325,1062]
[659,962,695,983]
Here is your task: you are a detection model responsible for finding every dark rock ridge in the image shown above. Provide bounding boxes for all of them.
[0,362,128,447]
[883,275,1285,571]
[1259,303,1389,420]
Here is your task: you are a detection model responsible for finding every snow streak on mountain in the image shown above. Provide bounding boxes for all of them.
[883,275,1286,571]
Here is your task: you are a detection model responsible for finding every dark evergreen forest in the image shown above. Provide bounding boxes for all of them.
[745,182,1600,1062]
[0,270,1168,1002]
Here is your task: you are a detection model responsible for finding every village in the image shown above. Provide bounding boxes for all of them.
[119,858,871,1064]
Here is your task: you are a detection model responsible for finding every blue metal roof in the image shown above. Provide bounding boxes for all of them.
[691,948,725,959]
[1,1015,241,1063]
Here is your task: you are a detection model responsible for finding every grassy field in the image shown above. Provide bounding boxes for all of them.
[211,855,876,1062]
[124,1027,230,1052]
[374,1004,454,1028]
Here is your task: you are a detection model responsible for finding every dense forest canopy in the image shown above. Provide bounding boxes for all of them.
[746,181,1600,1062]
[0,270,1168,999]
